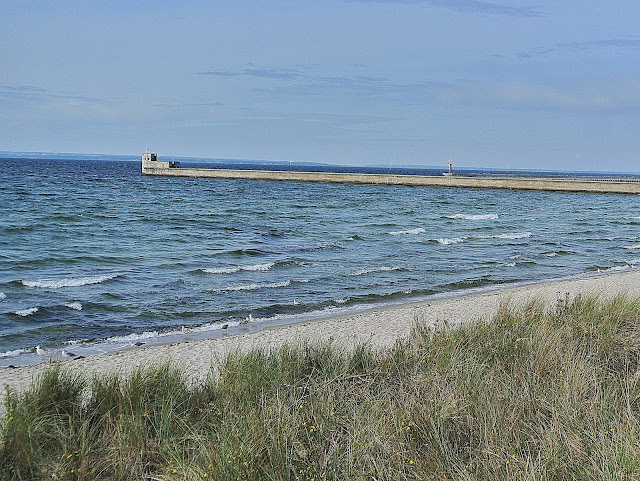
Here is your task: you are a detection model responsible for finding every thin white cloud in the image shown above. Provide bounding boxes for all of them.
[520,39,640,58]
[441,80,640,112]
[0,84,100,103]
[353,0,542,17]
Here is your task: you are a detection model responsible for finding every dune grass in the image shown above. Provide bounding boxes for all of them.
[3,294,640,480]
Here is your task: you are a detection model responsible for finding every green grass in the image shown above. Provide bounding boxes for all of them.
[3,295,640,480]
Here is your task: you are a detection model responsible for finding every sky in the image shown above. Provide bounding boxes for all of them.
[1,1,639,172]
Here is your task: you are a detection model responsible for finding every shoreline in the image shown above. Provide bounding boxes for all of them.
[3,268,640,394]
[1,268,629,368]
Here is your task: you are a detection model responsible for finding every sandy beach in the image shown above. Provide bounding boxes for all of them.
[2,269,640,394]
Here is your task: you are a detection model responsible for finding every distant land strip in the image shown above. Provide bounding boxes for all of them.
[142,165,640,195]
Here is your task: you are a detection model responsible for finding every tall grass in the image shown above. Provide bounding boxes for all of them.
[3,295,640,480]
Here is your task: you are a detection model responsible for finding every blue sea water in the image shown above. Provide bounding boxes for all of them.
[1,157,640,365]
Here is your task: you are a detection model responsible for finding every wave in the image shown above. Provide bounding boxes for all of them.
[21,273,119,289]
[227,248,267,257]
[626,244,640,250]
[345,235,364,241]
[295,242,344,252]
[64,302,83,311]
[487,232,532,240]
[14,307,39,317]
[201,262,275,274]
[107,330,159,344]
[0,291,5,300]
[0,348,28,359]
[435,237,464,245]
[349,266,403,277]
[448,213,499,220]
[388,228,425,236]
[208,280,294,293]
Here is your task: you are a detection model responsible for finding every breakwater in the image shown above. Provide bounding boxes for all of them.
[142,163,640,194]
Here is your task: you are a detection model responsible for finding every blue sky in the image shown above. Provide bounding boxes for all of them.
[1,1,639,172]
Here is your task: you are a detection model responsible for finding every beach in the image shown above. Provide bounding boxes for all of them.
[3,268,640,395]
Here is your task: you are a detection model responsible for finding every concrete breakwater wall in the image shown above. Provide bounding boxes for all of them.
[142,165,640,195]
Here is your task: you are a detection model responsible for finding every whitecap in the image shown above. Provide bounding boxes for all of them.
[350,266,402,276]
[0,347,28,359]
[625,244,640,250]
[436,237,464,245]
[448,213,499,220]
[543,252,558,257]
[334,298,348,304]
[22,273,119,289]
[64,302,83,311]
[107,330,159,344]
[0,291,5,300]
[494,232,532,240]
[211,280,292,293]
[201,262,274,274]
[388,228,426,236]
[14,307,38,317]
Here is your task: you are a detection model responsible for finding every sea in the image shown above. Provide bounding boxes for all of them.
[2,155,640,366]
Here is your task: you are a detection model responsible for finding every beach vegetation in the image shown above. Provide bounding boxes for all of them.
[3,295,640,479]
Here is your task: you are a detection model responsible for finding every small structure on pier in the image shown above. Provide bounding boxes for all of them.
[443,160,453,176]
[141,149,179,171]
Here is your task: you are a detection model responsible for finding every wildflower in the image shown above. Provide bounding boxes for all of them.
[6,416,13,423]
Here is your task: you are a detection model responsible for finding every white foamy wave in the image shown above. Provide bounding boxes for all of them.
[502,262,517,267]
[334,298,348,304]
[436,237,464,245]
[22,273,119,289]
[0,348,28,359]
[350,266,402,276]
[388,228,426,236]
[543,252,558,257]
[14,307,38,317]
[625,244,640,250]
[212,280,292,293]
[448,213,499,220]
[202,262,275,274]
[0,292,5,300]
[107,331,159,344]
[493,232,532,240]
[64,302,83,311]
